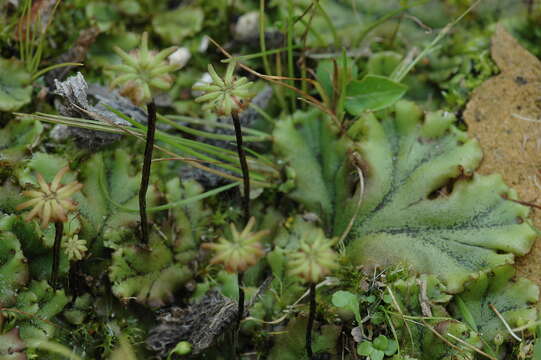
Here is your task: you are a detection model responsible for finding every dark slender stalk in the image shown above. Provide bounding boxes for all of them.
[139,100,157,245]
[68,259,79,296]
[232,111,250,358]
[527,0,534,19]
[231,111,250,224]
[51,222,63,289]
[306,283,316,360]
[237,272,245,327]
[234,272,245,358]
[231,111,250,358]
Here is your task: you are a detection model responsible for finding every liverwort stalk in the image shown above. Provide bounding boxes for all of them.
[193,60,254,224]
[108,32,181,245]
[193,60,255,356]
[52,222,63,288]
[231,110,250,224]
[139,100,157,245]
[16,167,83,288]
[288,230,339,359]
[201,217,268,357]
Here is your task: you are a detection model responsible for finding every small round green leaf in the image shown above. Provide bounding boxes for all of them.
[371,349,385,360]
[345,75,407,115]
[357,341,373,356]
[169,341,192,356]
[373,335,388,350]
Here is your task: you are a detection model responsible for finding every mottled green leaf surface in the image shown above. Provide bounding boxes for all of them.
[275,101,537,293]
[267,317,340,360]
[109,179,205,308]
[10,280,69,343]
[366,51,403,77]
[0,118,42,164]
[392,275,481,360]
[451,265,539,343]
[0,58,32,112]
[347,101,537,292]
[75,148,154,250]
[152,6,203,44]
[0,216,29,307]
[273,110,355,233]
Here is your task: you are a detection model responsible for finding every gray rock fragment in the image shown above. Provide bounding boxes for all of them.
[146,291,238,358]
[54,72,146,149]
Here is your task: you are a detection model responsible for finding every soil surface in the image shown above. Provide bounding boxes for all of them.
[465,25,541,285]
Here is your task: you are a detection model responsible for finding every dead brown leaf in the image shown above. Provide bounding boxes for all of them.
[464,25,541,285]
[14,0,57,41]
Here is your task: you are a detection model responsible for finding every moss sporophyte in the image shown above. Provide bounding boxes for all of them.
[16,166,83,288]
[108,32,180,246]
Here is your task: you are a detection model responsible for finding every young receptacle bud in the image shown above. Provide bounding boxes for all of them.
[193,61,254,116]
[287,229,339,359]
[109,32,179,105]
[288,230,338,284]
[202,217,267,273]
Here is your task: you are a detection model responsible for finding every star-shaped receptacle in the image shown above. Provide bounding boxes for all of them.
[16,167,83,229]
[202,217,268,273]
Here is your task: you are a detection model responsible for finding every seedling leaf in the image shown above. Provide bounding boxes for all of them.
[345,75,407,115]
[332,290,361,324]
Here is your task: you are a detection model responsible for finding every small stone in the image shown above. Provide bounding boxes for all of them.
[168,47,191,69]
[198,35,209,53]
[234,12,259,42]
[50,124,70,142]
[191,72,213,97]
[351,326,363,343]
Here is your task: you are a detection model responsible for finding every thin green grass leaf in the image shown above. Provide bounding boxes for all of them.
[392,0,480,82]
[32,62,83,81]
[455,295,478,331]
[100,170,239,213]
[157,114,270,142]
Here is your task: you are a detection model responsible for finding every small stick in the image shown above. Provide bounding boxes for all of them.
[506,198,541,210]
[139,100,157,245]
[337,163,365,249]
[51,222,63,289]
[446,332,498,360]
[306,283,316,359]
[420,320,464,353]
[489,304,522,342]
